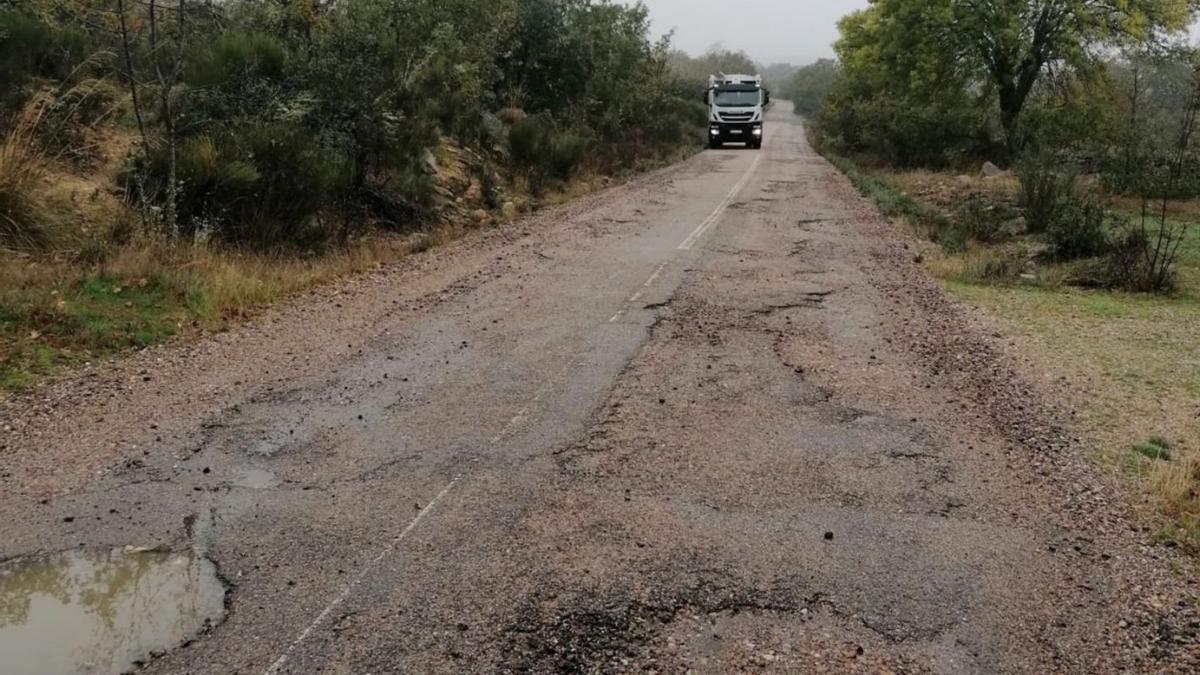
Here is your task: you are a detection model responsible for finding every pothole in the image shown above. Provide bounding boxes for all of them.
[0,546,226,675]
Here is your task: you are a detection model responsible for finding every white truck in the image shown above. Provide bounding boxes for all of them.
[705,73,770,149]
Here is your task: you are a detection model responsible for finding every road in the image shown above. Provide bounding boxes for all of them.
[1,106,1197,674]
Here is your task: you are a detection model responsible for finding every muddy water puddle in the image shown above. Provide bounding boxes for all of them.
[0,547,225,674]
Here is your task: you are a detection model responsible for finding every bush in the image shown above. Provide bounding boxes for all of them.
[952,199,1017,245]
[1017,158,1077,234]
[547,132,588,180]
[509,116,589,182]
[1104,219,1181,293]
[508,116,551,170]
[135,123,352,249]
[0,10,91,111]
[1046,195,1109,260]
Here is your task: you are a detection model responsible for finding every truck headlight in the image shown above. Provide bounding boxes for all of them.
[710,128,720,136]
[752,128,763,136]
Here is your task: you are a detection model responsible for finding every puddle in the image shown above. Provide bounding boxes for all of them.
[0,547,226,675]
[233,468,278,489]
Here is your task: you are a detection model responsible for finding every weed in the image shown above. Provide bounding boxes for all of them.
[1134,437,1173,461]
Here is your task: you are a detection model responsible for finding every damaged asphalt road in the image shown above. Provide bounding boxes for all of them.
[2,106,1199,674]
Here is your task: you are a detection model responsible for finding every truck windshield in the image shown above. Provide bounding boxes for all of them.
[714,90,760,107]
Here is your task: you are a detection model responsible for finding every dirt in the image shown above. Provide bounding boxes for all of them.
[1,106,1198,674]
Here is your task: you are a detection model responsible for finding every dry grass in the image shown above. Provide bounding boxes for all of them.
[885,169,1019,212]
[0,103,52,250]
[0,232,424,391]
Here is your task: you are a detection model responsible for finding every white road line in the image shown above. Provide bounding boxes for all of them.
[643,261,669,287]
[262,477,461,675]
[678,151,765,251]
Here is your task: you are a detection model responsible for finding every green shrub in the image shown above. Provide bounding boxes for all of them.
[187,32,288,88]
[952,199,1017,245]
[135,123,351,248]
[1046,195,1109,260]
[1017,158,1077,234]
[547,132,588,180]
[508,117,591,181]
[0,10,91,111]
[508,116,551,169]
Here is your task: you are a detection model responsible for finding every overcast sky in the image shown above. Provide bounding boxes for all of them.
[631,0,872,65]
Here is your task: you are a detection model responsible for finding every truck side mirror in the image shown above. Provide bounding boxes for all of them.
[764,90,771,105]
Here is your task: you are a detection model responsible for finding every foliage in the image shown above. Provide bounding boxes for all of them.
[818,2,992,166]
[949,0,1194,152]
[668,47,759,95]
[1047,194,1109,260]
[952,198,1019,245]
[818,0,1198,163]
[786,59,837,118]
[1017,156,1078,233]
[139,122,352,248]
[0,0,705,250]
[1106,216,1184,292]
[0,8,91,113]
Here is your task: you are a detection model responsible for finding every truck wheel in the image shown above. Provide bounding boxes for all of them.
[709,139,722,149]
[751,140,763,150]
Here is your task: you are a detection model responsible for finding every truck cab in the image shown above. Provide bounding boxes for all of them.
[706,74,769,149]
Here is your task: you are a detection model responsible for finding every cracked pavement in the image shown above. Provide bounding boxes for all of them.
[2,106,1199,673]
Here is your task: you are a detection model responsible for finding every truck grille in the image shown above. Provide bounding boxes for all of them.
[719,112,754,122]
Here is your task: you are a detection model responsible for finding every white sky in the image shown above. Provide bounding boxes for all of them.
[631,0,873,65]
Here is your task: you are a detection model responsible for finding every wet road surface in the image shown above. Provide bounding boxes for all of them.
[1,106,1198,673]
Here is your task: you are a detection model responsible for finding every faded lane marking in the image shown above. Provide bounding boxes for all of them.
[608,261,670,322]
[612,140,768,323]
[262,477,461,675]
[677,150,765,251]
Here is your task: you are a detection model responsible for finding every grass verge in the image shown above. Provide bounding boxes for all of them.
[823,150,1200,551]
[1,141,703,394]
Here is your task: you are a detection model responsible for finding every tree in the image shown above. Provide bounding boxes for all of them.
[826,0,1197,159]
[951,0,1197,153]
[820,1,990,165]
[786,59,837,117]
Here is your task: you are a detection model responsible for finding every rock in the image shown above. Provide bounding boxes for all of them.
[981,161,1005,177]
[501,201,519,221]
[421,149,439,175]
[471,209,490,224]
